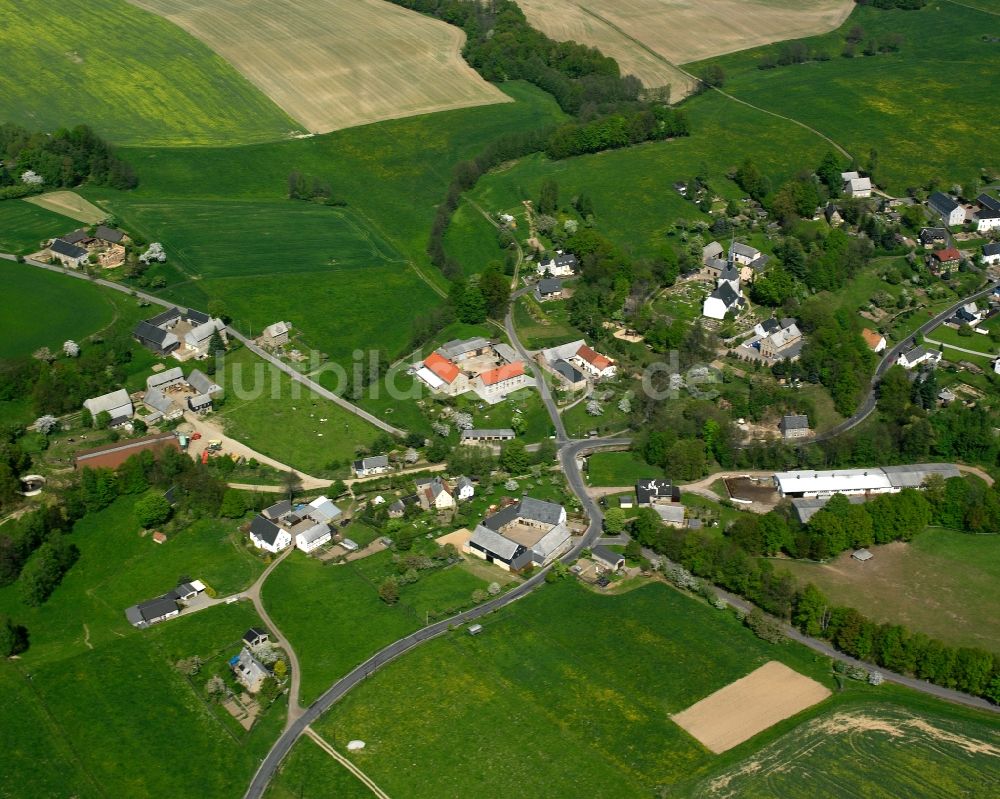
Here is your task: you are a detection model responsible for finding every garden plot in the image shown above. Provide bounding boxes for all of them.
[672,661,830,753]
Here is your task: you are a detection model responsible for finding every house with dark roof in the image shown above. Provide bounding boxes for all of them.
[552,359,587,391]
[897,345,941,370]
[536,251,578,277]
[249,515,292,554]
[47,238,89,267]
[982,242,1000,266]
[928,192,965,227]
[702,281,742,320]
[94,225,126,244]
[919,227,947,247]
[636,479,681,506]
[536,278,563,301]
[591,545,625,572]
[353,455,389,477]
[243,628,269,648]
[465,497,569,572]
[977,193,1000,213]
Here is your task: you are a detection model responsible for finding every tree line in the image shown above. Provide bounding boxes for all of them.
[0,123,137,194]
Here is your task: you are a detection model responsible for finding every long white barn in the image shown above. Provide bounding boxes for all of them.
[774,463,960,499]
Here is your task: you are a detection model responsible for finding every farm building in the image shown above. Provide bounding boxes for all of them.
[414,338,525,402]
[83,389,133,426]
[46,238,89,267]
[74,432,180,470]
[133,307,219,357]
[474,361,527,400]
[295,522,332,553]
[94,225,126,244]
[124,580,204,628]
[702,241,724,263]
[133,320,180,356]
[779,415,811,440]
[536,251,577,277]
[774,463,960,499]
[928,192,966,227]
[146,366,186,391]
[460,428,515,445]
[465,497,569,572]
[852,549,874,562]
[654,504,686,527]
[790,494,867,524]
[353,455,389,477]
[591,545,625,572]
[187,393,213,413]
[636,479,681,506]
[844,176,872,198]
[729,242,761,265]
[184,319,226,357]
[243,628,269,648]
[306,495,342,523]
[539,339,615,381]
[143,386,182,423]
[188,369,221,396]
[551,359,587,391]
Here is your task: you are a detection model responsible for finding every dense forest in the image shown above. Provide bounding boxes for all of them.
[0,123,137,196]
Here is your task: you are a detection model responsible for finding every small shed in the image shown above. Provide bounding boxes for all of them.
[468,623,483,636]
[852,549,874,562]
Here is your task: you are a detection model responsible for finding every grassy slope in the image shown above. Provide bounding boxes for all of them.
[265,735,373,799]
[0,263,115,358]
[687,4,1000,191]
[0,498,279,797]
[85,82,566,363]
[0,201,77,254]
[311,580,998,798]
[772,529,1000,651]
[0,0,297,145]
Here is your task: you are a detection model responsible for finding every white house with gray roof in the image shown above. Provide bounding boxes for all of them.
[353,455,389,477]
[465,497,569,571]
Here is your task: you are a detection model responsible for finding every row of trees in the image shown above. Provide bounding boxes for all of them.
[0,123,136,191]
[545,106,689,160]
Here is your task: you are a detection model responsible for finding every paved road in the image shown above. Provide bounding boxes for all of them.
[8,256,405,437]
[810,279,998,444]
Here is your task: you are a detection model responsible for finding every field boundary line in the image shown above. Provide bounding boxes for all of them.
[942,0,1000,16]
[304,727,391,799]
[578,5,853,159]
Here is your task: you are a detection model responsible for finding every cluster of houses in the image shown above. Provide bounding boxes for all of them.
[738,317,803,363]
[81,366,222,431]
[125,580,206,628]
[841,170,872,199]
[387,475,475,517]
[774,463,961,524]
[701,240,769,320]
[414,337,529,404]
[928,191,1000,233]
[465,496,570,572]
[133,306,227,361]
[248,495,343,554]
[44,226,129,269]
[614,479,692,528]
[537,339,617,391]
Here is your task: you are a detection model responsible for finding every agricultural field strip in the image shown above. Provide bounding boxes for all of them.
[127,0,509,134]
[23,191,107,224]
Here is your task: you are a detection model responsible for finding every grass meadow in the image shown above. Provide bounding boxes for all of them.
[0,0,298,146]
[586,449,656,486]
[0,498,280,797]
[0,263,116,359]
[265,735,372,799]
[772,529,1000,651]
[0,200,77,253]
[687,4,1000,192]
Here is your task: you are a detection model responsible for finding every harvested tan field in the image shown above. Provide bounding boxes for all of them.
[23,191,107,224]
[128,0,510,133]
[671,661,830,753]
[518,0,853,95]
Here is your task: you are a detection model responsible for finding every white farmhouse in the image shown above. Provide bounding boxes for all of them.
[928,192,966,227]
[249,516,292,554]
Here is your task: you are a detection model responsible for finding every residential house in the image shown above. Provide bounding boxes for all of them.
[536,251,578,277]
[955,302,984,325]
[572,345,616,380]
[824,204,843,226]
[551,359,587,391]
[47,238,89,267]
[465,497,569,572]
[295,522,332,553]
[759,322,802,361]
[232,648,269,693]
[975,210,1000,233]
[388,499,406,518]
[125,594,179,628]
[930,248,961,271]
[897,345,941,370]
[249,515,292,553]
[591,545,625,572]
[994,356,1000,376]
[536,278,563,301]
[83,389,133,426]
[243,628,269,648]
[455,476,475,501]
[983,242,1000,266]
[143,386,181,423]
[474,361,527,399]
[729,242,761,266]
[260,321,291,348]
[415,477,454,511]
[353,455,389,477]
[636,479,681,506]
[460,428,515,445]
[861,328,887,353]
[702,281,742,320]
[928,192,966,227]
[919,228,947,247]
[844,176,872,198]
[779,414,811,440]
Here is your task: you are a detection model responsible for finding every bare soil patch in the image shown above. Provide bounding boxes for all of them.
[128,0,509,133]
[517,0,852,96]
[671,661,830,753]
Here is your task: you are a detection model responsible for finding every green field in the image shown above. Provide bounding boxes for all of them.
[513,295,585,350]
[0,200,78,254]
[773,529,1000,651]
[0,263,116,358]
[687,4,1000,192]
[265,736,372,799]
[586,449,656,486]
[926,324,998,357]
[0,497,280,797]
[215,347,383,477]
[306,581,999,798]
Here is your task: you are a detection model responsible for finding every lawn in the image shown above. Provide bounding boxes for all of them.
[513,295,586,351]
[585,450,654,486]
[0,200,77,254]
[686,3,1000,192]
[214,347,383,477]
[265,735,373,799]
[925,324,997,357]
[443,199,511,277]
[771,529,1000,651]
[0,0,298,146]
[311,580,876,797]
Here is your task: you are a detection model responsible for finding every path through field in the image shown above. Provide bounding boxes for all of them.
[128,0,509,133]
